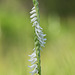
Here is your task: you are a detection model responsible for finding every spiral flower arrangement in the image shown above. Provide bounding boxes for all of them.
[28,0,46,75]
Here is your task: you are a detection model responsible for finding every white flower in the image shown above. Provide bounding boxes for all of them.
[28,64,37,69]
[28,50,36,58]
[32,7,35,10]
[28,48,38,75]
[30,13,37,18]
[31,17,37,23]
[29,58,37,64]
[30,10,36,14]
[30,69,38,75]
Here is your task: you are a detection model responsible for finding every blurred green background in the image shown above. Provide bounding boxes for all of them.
[0,0,75,75]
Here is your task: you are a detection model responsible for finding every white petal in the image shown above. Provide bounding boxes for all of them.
[43,38,47,41]
[30,13,37,18]
[39,39,46,44]
[30,69,38,74]
[40,43,45,47]
[35,31,41,40]
[28,64,37,69]
[28,58,34,62]
[32,21,38,27]
[36,24,42,29]
[32,24,35,27]
[28,58,37,64]
[34,21,38,24]
[35,28,41,33]
[28,51,36,58]
[41,41,46,44]
[32,7,35,10]
[31,58,37,64]
[33,48,35,51]
[41,34,46,37]
[31,17,37,23]
[30,10,36,14]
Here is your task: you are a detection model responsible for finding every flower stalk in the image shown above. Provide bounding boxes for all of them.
[28,0,46,75]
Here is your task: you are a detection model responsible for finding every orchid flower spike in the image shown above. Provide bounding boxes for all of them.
[28,0,46,75]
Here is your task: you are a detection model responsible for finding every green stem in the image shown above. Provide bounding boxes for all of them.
[34,34,41,75]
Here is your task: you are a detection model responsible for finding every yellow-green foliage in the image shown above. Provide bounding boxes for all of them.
[0,1,75,75]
